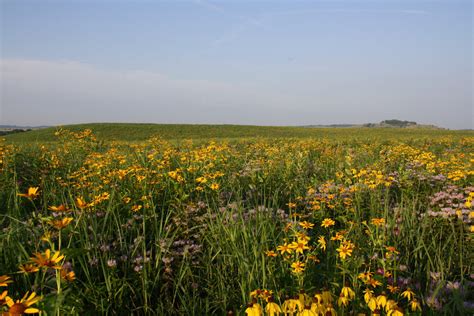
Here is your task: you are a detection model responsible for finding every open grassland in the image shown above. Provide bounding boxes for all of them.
[1,125,473,315]
[4,123,470,143]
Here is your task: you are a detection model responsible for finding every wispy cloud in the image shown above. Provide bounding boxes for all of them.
[206,6,429,48]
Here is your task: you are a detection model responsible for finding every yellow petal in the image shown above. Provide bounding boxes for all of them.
[25,307,40,313]
[6,296,14,307]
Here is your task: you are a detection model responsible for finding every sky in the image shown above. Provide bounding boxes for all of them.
[0,0,472,129]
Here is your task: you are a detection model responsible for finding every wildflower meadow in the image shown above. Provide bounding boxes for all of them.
[0,126,473,315]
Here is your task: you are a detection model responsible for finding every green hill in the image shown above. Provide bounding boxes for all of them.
[3,123,471,143]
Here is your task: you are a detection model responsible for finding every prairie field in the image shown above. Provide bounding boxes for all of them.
[0,125,473,315]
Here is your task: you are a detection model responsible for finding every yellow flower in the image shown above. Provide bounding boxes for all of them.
[291,261,305,273]
[358,271,373,282]
[367,297,377,311]
[48,217,73,230]
[282,298,303,314]
[401,288,415,301]
[18,264,39,274]
[324,304,337,316]
[376,293,387,308]
[366,278,382,288]
[30,249,64,270]
[387,307,404,316]
[387,284,399,293]
[75,197,89,209]
[17,187,40,199]
[265,300,282,316]
[409,299,421,312]
[317,236,326,251]
[337,294,350,307]
[322,289,333,305]
[321,218,335,228]
[131,204,142,212]
[363,288,373,303]
[331,231,345,241]
[60,270,76,282]
[290,239,311,254]
[371,218,385,226]
[341,286,355,299]
[276,243,293,255]
[295,232,310,242]
[336,243,353,260]
[265,250,277,257]
[5,291,41,315]
[196,177,207,184]
[385,300,398,313]
[48,204,70,213]
[287,202,297,209]
[385,246,399,254]
[300,308,317,316]
[299,221,314,229]
[0,275,12,287]
[210,183,219,190]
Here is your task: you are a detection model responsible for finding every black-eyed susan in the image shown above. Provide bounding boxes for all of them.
[383,299,396,313]
[376,292,387,308]
[265,297,282,316]
[30,249,64,270]
[48,204,70,213]
[321,218,335,228]
[299,305,316,316]
[131,204,142,212]
[324,303,337,316]
[401,288,415,300]
[336,243,353,260]
[17,187,40,199]
[276,243,292,255]
[367,297,377,311]
[75,197,89,209]
[340,284,355,299]
[299,221,314,229]
[366,278,382,288]
[363,288,373,304]
[317,236,326,251]
[48,217,73,230]
[290,238,310,254]
[286,202,297,209]
[387,284,399,294]
[4,291,41,315]
[291,261,305,273]
[337,294,350,307]
[60,269,76,282]
[321,288,333,305]
[18,264,39,274]
[371,218,385,226]
[265,250,277,257]
[409,298,421,312]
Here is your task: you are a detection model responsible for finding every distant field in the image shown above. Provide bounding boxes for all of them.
[3,123,472,142]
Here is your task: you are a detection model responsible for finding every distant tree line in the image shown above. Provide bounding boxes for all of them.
[0,129,31,136]
[363,120,418,128]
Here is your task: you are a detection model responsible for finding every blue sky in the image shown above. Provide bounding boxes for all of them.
[1,0,472,129]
